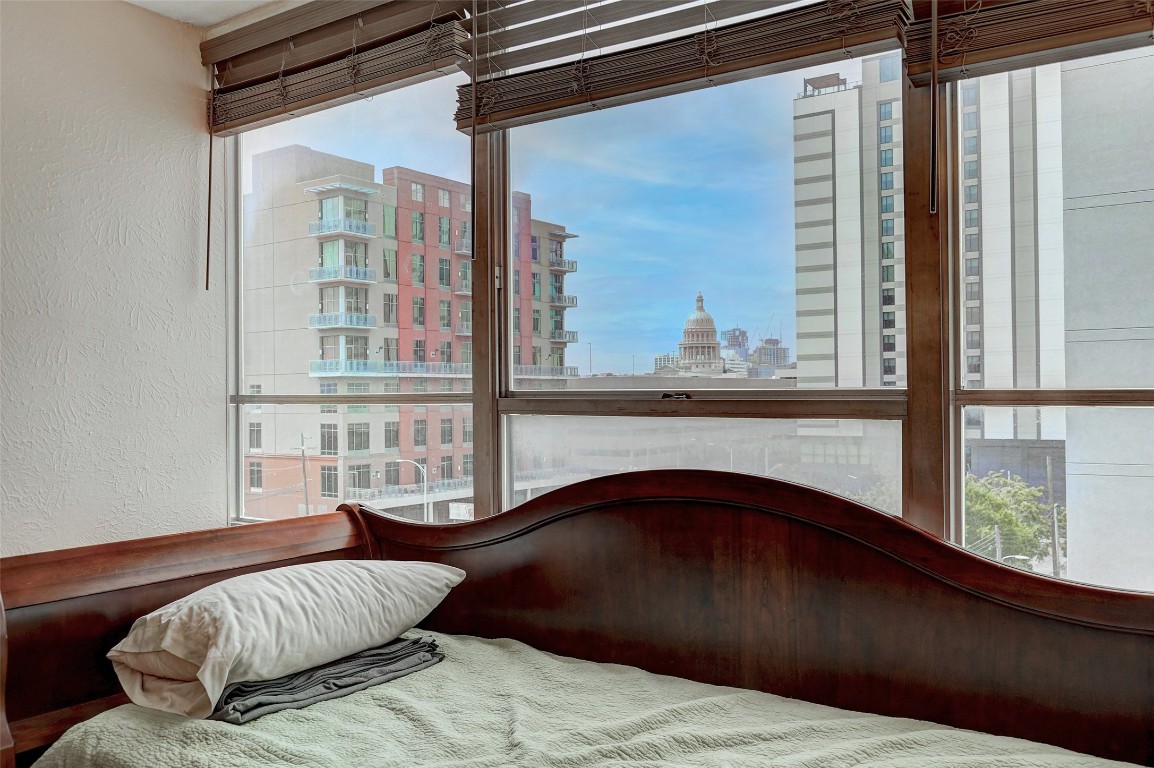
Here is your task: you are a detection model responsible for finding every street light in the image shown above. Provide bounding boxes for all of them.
[392,458,428,522]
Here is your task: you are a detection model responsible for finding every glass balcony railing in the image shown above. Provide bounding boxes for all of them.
[548,256,578,272]
[309,312,376,328]
[309,266,377,283]
[455,322,472,336]
[549,329,579,343]
[548,293,578,307]
[454,280,472,295]
[309,218,376,237]
[309,360,473,376]
[455,239,472,255]
[514,364,579,377]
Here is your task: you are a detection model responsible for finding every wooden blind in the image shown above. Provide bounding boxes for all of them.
[905,0,1154,85]
[457,0,911,132]
[204,0,470,135]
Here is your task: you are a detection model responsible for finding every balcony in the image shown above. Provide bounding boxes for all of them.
[309,218,376,237]
[309,360,472,377]
[514,364,578,378]
[308,312,376,329]
[550,329,579,343]
[454,280,473,295]
[455,239,472,255]
[309,266,377,283]
[548,256,578,272]
[548,293,578,307]
[455,322,472,336]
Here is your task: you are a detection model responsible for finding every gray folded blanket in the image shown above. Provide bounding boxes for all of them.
[209,635,443,724]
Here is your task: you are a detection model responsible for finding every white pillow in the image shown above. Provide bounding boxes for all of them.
[107,559,465,718]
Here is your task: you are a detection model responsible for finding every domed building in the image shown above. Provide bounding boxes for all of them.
[678,293,724,375]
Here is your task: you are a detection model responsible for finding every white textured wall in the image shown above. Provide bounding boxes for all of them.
[1,1,227,556]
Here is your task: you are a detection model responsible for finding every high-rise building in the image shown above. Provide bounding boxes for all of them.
[792,52,905,388]
[242,145,578,521]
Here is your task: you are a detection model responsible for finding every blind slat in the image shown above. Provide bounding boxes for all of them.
[202,1,389,66]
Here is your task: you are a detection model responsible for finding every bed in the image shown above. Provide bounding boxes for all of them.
[2,470,1152,766]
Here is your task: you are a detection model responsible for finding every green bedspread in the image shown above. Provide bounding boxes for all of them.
[36,632,1133,767]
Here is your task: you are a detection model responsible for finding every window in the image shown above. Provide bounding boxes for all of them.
[320,424,338,456]
[513,345,521,365]
[413,419,427,448]
[881,241,895,259]
[439,340,452,362]
[413,378,427,393]
[965,282,982,301]
[965,209,980,228]
[879,125,892,144]
[348,463,370,490]
[879,148,893,167]
[878,101,892,121]
[441,418,453,446]
[461,341,472,365]
[382,293,398,325]
[880,172,894,190]
[883,335,896,352]
[320,466,339,498]
[440,379,454,392]
[345,287,368,315]
[438,257,451,288]
[530,236,539,261]
[440,456,454,480]
[881,265,895,283]
[880,195,894,213]
[248,422,262,451]
[383,463,400,486]
[383,205,397,238]
[438,189,451,207]
[463,417,473,444]
[531,272,541,299]
[411,211,425,243]
[513,269,520,295]
[413,297,425,327]
[341,336,363,364]
[965,306,981,326]
[965,233,980,252]
[513,306,521,332]
[411,182,424,202]
[881,219,894,237]
[413,339,425,362]
[439,217,451,248]
[966,355,981,374]
[961,83,978,106]
[964,160,979,179]
[966,331,981,349]
[964,185,979,204]
[532,309,541,335]
[965,258,981,277]
[439,299,451,330]
[962,111,978,131]
[882,288,895,306]
[348,422,369,453]
[412,253,424,284]
[320,382,338,413]
[882,311,896,329]
[963,136,979,156]
[248,462,263,491]
[879,54,900,83]
[384,421,399,450]
[883,358,897,376]
[347,382,368,413]
[460,192,472,212]
[381,338,398,361]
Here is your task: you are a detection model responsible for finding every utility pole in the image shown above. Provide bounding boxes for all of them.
[994,524,1002,563]
[1046,455,1059,577]
[298,433,310,516]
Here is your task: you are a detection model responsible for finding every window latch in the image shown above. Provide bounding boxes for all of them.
[660,392,692,400]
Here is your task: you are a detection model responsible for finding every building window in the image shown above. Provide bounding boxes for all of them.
[961,83,978,107]
[248,422,262,451]
[878,101,892,121]
[411,211,425,243]
[878,125,892,144]
[439,299,452,330]
[964,185,979,204]
[348,463,370,490]
[439,340,452,362]
[881,241,895,259]
[963,111,978,131]
[881,265,895,283]
[531,236,539,261]
[411,182,424,202]
[882,288,895,306]
[381,338,398,361]
[532,346,543,366]
[460,192,471,212]
[438,188,450,207]
[513,345,521,365]
[883,358,897,376]
[879,54,900,82]
[413,296,425,327]
[461,342,472,365]
[965,282,982,301]
[965,306,981,325]
[879,148,893,167]
[463,453,473,476]
[248,462,262,490]
[320,423,338,456]
[882,334,896,352]
[440,456,454,480]
[320,466,339,498]
[439,217,451,248]
[880,172,894,190]
[964,160,979,179]
[383,205,397,238]
[531,272,541,299]
[440,379,453,392]
[383,463,400,486]
[965,258,981,277]
[966,355,982,374]
[882,311,895,329]
[513,306,521,332]
[463,417,473,444]
[881,218,895,237]
[414,339,426,362]
[532,309,542,335]
[320,382,338,413]
[347,382,368,413]
[413,378,427,393]
[964,409,982,427]
[383,293,398,325]
[412,253,424,284]
[966,331,981,349]
[438,257,451,288]
[513,268,521,295]
[965,209,980,228]
[880,195,894,213]
[965,233,980,252]
[347,336,368,364]
[440,418,453,446]
[383,421,399,450]
[963,136,979,156]
[347,422,370,453]
[413,419,427,448]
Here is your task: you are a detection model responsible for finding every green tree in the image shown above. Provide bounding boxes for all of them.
[964,472,1065,570]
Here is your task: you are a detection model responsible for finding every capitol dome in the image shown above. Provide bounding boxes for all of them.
[679,292,724,375]
[684,292,717,331]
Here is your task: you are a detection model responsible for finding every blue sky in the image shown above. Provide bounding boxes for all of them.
[243,58,863,375]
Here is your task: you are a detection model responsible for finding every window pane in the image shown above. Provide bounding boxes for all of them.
[509,53,904,390]
[508,416,901,515]
[240,403,475,522]
[962,406,1153,592]
[955,50,1154,390]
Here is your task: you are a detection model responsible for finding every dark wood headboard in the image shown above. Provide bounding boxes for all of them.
[2,471,1152,766]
